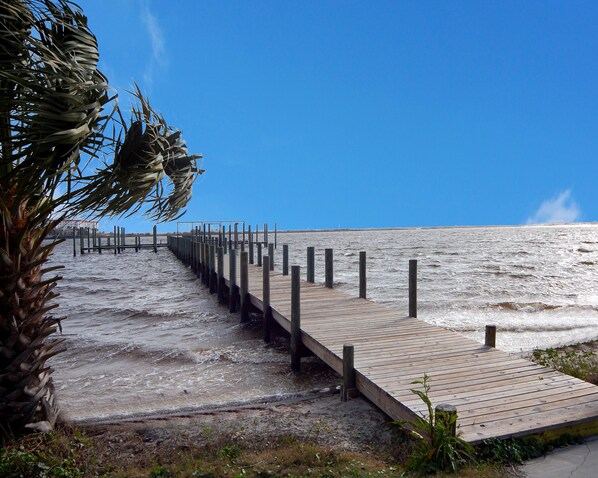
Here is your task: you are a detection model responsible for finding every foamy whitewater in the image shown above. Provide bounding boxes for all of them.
[48,224,598,421]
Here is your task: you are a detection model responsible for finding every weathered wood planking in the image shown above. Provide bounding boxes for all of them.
[167,236,598,444]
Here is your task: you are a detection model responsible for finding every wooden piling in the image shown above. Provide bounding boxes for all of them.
[209,244,216,294]
[234,223,238,249]
[228,225,232,251]
[485,325,496,348]
[98,235,102,254]
[409,259,417,318]
[435,404,458,437]
[283,244,289,276]
[72,228,76,257]
[291,265,301,371]
[325,248,333,288]
[359,251,366,299]
[341,344,356,402]
[153,225,157,253]
[268,243,274,271]
[307,247,315,283]
[257,242,262,267]
[229,250,237,313]
[248,225,254,264]
[217,246,224,304]
[264,223,268,245]
[240,251,249,322]
[274,223,277,248]
[263,255,271,342]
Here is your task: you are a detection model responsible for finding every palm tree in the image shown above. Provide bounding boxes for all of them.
[0,0,202,437]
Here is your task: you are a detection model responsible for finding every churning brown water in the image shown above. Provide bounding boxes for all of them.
[49,224,598,422]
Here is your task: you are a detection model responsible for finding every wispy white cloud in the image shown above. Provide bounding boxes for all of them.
[527,190,581,224]
[140,0,166,87]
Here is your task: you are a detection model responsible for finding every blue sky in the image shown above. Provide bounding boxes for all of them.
[77,0,598,232]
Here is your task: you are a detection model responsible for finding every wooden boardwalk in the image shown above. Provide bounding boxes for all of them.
[170,237,598,444]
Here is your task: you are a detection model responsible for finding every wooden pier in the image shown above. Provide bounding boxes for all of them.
[168,232,598,444]
[72,224,165,256]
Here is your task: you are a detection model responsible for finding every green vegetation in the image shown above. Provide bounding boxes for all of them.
[530,347,598,383]
[0,422,516,478]
[396,374,477,475]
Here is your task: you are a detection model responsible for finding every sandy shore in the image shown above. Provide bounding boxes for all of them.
[75,388,403,459]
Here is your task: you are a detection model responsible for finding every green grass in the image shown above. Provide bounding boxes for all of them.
[530,347,598,383]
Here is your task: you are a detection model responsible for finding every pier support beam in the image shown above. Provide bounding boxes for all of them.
[341,344,358,401]
[229,250,237,313]
[325,248,333,288]
[240,251,249,322]
[268,243,274,271]
[217,247,224,304]
[307,247,315,283]
[485,325,496,348]
[359,251,366,299]
[282,244,289,276]
[263,256,271,342]
[409,259,417,318]
[291,265,301,372]
[435,404,457,438]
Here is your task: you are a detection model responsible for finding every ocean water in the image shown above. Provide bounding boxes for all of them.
[48,224,598,422]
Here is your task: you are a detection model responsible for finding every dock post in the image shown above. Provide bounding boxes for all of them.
[72,227,76,257]
[283,244,289,276]
[274,223,277,248]
[325,248,333,288]
[257,242,262,267]
[255,224,259,244]
[435,404,457,438]
[228,225,232,251]
[98,235,102,254]
[291,265,301,371]
[359,251,366,299]
[240,251,249,322]
[229,249,237,313]
[485,325,496,348]
[341,344,357,401]
[153,225,157,253]
[248,225,254,264]
[268,243,274,271]
[107,237,111,248]
[242,222,245,244]
[79,227,84,254]
[209,244,216,294]
[264,223,268,245]
[204,243,210,285]
[307,247,315,283]
[208,224,211,244]
[217,246,224,304]
[92,228,96,251]
[234,223,238,249]
[409,259,417,318]
[121,227,125,251]
[113,226,117,254]
[263,255,271,342]
[87,227,91,251]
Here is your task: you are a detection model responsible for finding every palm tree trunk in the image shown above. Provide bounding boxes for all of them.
[0,187,65,437]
